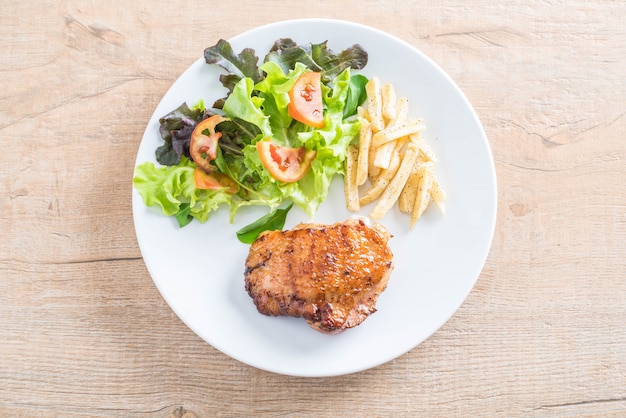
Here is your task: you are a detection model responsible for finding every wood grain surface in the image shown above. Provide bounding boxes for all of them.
[1,1,624,416]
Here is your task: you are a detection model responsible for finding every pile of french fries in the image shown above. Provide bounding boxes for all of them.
[344,77,445,229]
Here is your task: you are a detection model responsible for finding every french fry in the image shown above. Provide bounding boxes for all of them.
[359,152,401,207]
[410,133,437,162]
[382,83,397,123]
[373,134,408,169]
[368,140,382,180]
[344,144,360,212]
[365,77,385,132]
[370,143,420,219]
[398,161,425,213]
[429,177,446,213]
[394,97,410,125]
[373,140,396,169]
[410,164,434,228]
[358,106,369,120]
[356,119,372,186]
[371,118,424,148]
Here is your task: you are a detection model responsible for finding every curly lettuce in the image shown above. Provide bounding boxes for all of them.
[133,157,232,227]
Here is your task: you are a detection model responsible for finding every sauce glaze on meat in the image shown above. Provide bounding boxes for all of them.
[244,218,394,334]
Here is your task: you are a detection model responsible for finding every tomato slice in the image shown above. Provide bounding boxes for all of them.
[288,71,325,128]
[194,168,237,194]
[256,140,316,183]
[190,114,227,173]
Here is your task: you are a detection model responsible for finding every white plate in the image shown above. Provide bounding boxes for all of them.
[132,18,497,377]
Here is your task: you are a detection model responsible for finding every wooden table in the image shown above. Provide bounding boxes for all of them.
[2,1,624,416]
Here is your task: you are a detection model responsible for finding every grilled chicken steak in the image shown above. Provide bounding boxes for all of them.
[244,218,394,334]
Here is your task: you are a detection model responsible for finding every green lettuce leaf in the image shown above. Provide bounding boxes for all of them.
[133,157,232,225]
[223,77,272,138]
[236,203,293,244]
[344,74,369,118]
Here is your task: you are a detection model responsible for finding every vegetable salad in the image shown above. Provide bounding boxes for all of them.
[133,38,368,236]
